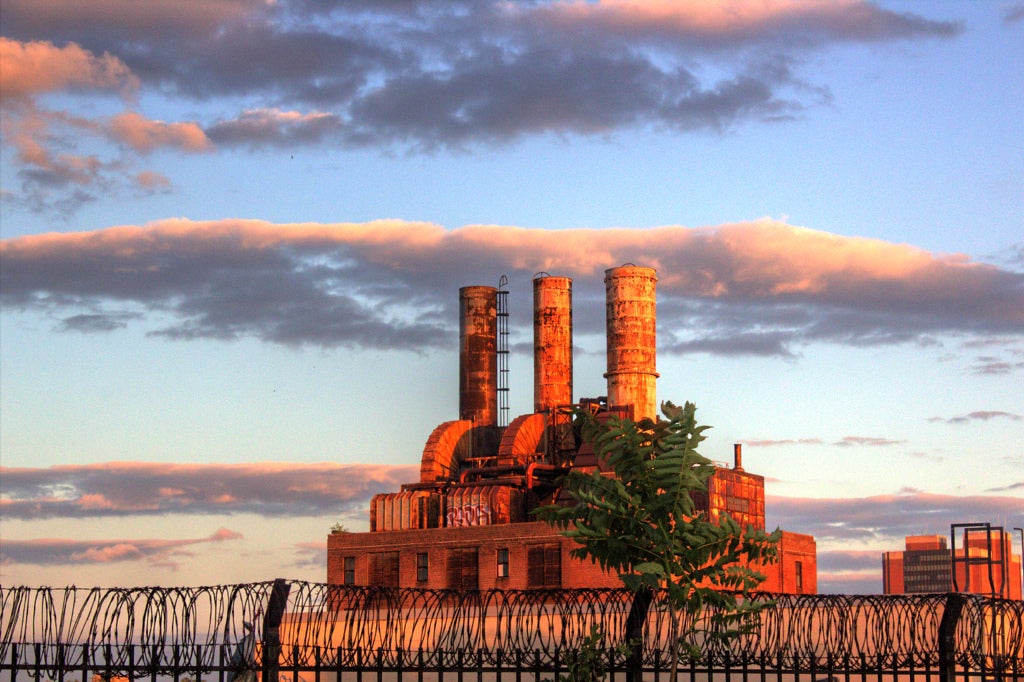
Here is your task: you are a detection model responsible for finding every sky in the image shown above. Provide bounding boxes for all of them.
[0,0,1022,594]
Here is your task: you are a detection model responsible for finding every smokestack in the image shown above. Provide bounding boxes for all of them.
[734,443,744,471]
[459,286,497,426]
[604,265,658,421]
[533,274,573,413]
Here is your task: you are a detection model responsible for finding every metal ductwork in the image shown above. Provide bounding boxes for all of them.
[604,265,658,422]
[532,274,573,414]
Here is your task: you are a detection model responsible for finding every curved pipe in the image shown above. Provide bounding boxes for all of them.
[526,462,567,489]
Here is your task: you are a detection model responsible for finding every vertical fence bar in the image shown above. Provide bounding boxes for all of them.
[938,593,966,682]
[261,579,291,682]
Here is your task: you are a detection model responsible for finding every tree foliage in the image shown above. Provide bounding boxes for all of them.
[535,401,781,675]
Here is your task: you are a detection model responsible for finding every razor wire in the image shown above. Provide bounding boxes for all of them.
[2,582,1021,673]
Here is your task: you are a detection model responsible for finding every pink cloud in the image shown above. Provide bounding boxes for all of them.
[0,37,137,104]
[108,112,212,154]
[1,219,1020,356]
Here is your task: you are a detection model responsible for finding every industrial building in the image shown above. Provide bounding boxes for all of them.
[882,524,1022,598]
[328,266,817,594]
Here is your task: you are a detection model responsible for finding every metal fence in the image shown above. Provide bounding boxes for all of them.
[2,581,1022,682]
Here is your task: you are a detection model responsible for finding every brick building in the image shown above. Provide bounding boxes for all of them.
[328,267,817,595]
[882,525,1022,599]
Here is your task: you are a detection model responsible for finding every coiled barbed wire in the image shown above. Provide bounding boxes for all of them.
[2,582,1021,674]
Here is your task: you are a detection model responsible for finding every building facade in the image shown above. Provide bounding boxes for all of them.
[882,526,1022,599]
[328,267,817,595]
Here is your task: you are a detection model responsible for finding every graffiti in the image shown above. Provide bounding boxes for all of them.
[446,503,491,527]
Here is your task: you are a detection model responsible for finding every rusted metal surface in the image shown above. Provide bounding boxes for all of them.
[445,485,524,527]
[370,489,443,531]
[459,285,497,426]
[497,412,547,462]
[533,274,573,413]
[603,265,659,421]
[419,419,474,483]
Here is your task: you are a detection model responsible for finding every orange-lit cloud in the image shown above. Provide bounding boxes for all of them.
[0,461,420,520]
[108,112,212,154]
[0,37,137,103]
[2,219,1020,357]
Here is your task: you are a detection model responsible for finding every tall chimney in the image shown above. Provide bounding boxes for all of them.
[604,265,658,422]
[734,443,744,471]
[459,286,497,425]
[533,274,573,413]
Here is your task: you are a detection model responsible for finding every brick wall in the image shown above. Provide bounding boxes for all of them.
[329,521,816,594]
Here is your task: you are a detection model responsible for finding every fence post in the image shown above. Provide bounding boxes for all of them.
[938,592,966,682]
[261,579,292,682]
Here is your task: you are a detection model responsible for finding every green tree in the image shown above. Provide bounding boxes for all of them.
[534,401,780,682]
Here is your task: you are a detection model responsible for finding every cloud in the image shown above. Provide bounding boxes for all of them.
[775,493,1024,593]
[0,1,963,211]
[1,1,960,122]
[0,528,242,568]
[0,38,211,215]
[108,112,212,154]
[766,492,1024,547]
[0,37,137,103]
[2,219,1021,355]
[929,411,1023,425]
[833,437,906,448]
[0,461,420,520]
[1004,5,1024,24]
[206,109,345,148]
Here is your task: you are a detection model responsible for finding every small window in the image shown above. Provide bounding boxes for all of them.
[343,556,356,585]
[795,561,803,592]
[497,548,509,579]
[417,552,429,582]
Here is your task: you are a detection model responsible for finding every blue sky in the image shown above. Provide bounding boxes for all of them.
[1,0,1022,592]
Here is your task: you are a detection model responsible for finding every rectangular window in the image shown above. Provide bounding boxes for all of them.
[369,551,400,587]
[497,548,509,579]
[417,552,429,582]
[795,561,803,593]
[343,556,356,585]
[447,548,479,591]
[527,544,561,588]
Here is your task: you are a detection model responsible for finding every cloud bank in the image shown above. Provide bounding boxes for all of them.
[1,528,242,569]
[4,461,1018,593]
[2,219,1021,359]
[0,461,419,520]
[0,0,962,213]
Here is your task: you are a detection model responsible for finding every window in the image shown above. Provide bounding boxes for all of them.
[496,548,509,579]
[527,544,561,588]
[795,561,803,593]
[417,552,429,582]
[343,556,356,585]
[369,551,399,587]
[447,548,479,591]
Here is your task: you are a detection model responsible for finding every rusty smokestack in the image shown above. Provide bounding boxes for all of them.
[533,274,573,413]
[459,286,497,426]
[604,265,658,421]
[734,443,744,471]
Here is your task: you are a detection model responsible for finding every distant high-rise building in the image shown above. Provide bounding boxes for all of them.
[882,525,1022,599]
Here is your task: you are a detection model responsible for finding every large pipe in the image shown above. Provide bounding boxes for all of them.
[533,274,573,413]
[459,286,497,426]
[604,265,658,421]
